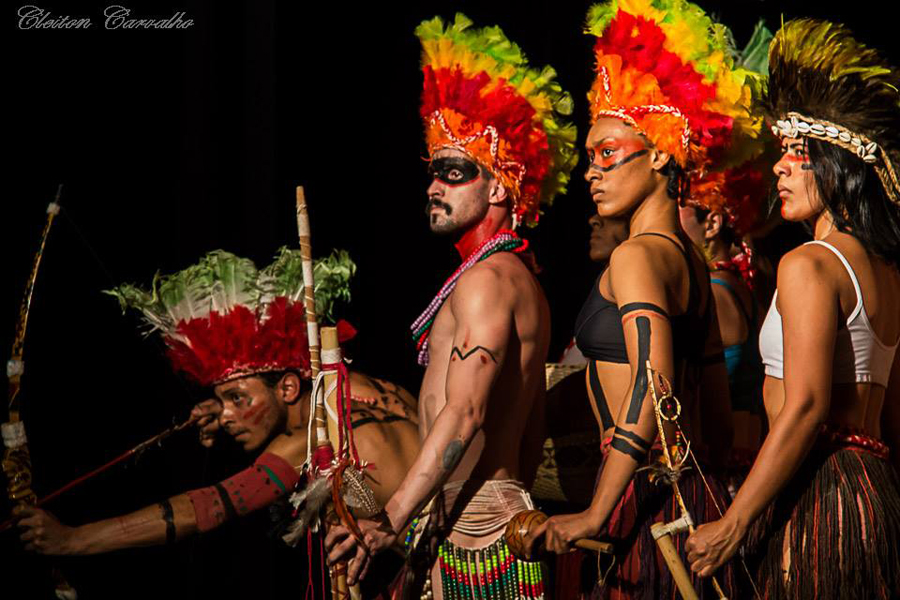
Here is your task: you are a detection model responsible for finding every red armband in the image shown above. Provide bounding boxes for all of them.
[187,452,300,533]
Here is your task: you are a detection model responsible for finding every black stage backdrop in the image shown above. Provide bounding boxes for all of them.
[5,2,898,598]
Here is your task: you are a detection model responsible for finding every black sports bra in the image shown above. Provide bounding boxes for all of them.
[574,232,712,429]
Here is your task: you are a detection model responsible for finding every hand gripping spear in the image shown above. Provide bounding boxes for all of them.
[295,187,362,600]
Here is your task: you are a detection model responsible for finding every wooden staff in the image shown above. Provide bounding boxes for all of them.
[296,187,320,379]
[322,326,356,600]
[651,517,699,600]
[295,188,358,600]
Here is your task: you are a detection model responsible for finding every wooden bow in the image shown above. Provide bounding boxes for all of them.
[2,186,78,598]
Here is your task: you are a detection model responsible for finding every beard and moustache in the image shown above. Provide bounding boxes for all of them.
[425,195,493,236]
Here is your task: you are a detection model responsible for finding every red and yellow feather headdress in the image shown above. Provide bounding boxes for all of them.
[417,14,578,227]
[686,22,773,237]
[585,0,762,171]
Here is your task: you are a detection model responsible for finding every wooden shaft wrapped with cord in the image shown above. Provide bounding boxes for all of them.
[296,187,321,379]
[295,187,328,455]
[322,326,354,600]
[295,187,358,600]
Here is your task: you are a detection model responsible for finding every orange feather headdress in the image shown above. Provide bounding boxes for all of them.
[417,14,578,227]
[585,0,762,171]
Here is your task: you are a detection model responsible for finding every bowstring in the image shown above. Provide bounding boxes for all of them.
[61,205,216,599]
[650,367,762,600]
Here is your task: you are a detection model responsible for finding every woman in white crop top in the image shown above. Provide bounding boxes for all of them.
[686,19,900,600]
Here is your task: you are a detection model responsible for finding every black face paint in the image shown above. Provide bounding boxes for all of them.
[626,315,652,424]
[429,156,482,186]
[590,149,650,173]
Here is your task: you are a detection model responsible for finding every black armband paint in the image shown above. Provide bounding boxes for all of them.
[159,499,176,546]
[626,316,652,424]
[450,345,498,364]
[619,302,668,319]
[610,436,648,462]
[614,426,652,451]
[701,352,725,366]
[214,483,238,521]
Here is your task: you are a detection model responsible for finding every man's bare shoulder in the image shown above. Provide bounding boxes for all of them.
[263,427,307,465]
[452,259,515,308]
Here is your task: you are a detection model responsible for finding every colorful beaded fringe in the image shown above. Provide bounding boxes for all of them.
[410,229,528,366]
[437,536,544,600]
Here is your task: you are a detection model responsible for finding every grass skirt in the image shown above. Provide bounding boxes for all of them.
[744,427,900,600]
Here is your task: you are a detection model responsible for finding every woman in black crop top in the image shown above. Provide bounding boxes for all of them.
[544,116,739,599]
[529,7,754,597]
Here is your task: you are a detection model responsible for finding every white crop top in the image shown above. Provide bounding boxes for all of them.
[759,241,898,386]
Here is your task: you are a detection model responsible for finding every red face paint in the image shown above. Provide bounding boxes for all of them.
[782,153,810,166]
[251,404,271,426]
[455,216,496,259]
[241,399,266,423]
[589,138,648,172]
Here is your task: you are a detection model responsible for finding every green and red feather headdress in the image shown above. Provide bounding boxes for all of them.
[106,248,356,386]
[417,13,578,228]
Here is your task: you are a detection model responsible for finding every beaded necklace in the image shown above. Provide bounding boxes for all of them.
[411,229,528,366]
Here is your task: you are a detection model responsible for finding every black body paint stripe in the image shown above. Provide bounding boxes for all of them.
[619,302,668,319]
[610,436,647,462]
[451,346,498,363]
[701,352,725,366]
[626,316,652,424]
[159,499,175,545]
[350,414,406,428]
[589,360,615,431]
[591,149,649,172]
[614,426,651,450]
[214,483,238,521]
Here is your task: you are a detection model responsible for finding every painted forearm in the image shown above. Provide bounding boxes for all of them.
[725,402,823,530]
[72,494,197,554]
[588,376,659,530]
[384,401,481,533]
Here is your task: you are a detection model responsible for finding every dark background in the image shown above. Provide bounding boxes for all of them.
[5,1,898,598]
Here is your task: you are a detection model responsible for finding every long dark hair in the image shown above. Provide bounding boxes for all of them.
[806,138,900,266]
